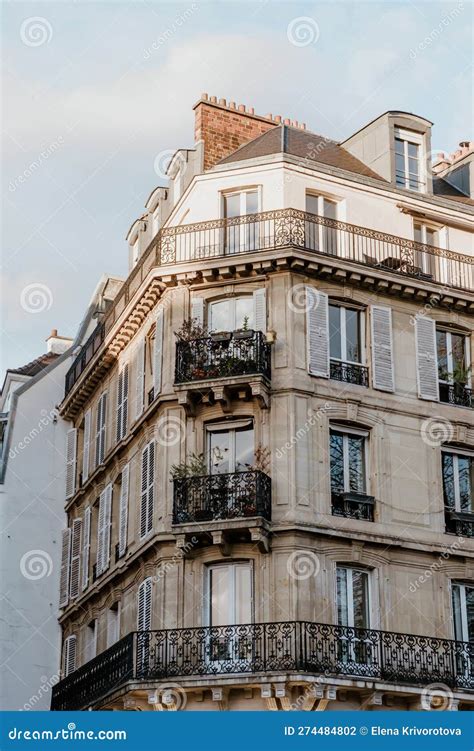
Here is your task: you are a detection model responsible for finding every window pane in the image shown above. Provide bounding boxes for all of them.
[235,297,254,329]
[234,426,254,471]
[395,138,404,155]
[442,453,455,509]
[452,585,464,641]
[337,567,349,626]
[451,334,466,376]
[323,199,337,220]
[224,194,240,218]
[414,223,423,243]
[330,432,344,492]
[209,431,230,474]
[466,587,474,642]
[407,142,419,159]
[348,436,365,493]
[329,305,342,360]
[210,301,231,332]
[458,456,473,513]
[306,194,319,214]
[436,330,448,380]
[395,152,405,184]
[426,228,436,245]
[210,567,230,626]
[345,309,361,363]
[352,570,369,629]
[245,191,258,215]
[235,565,252,624]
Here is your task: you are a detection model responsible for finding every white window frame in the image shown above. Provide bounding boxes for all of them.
[84,620,97,664]
[106,603,121,648]
[208,296,254,332]
[330,425,369,494]
[451,582,473,642]
[95,392,107,467]
[436,328,470,386]
[394,128,424,191]
[413,220,440,275]
[336,565,371,628]
[204,561,254,627]
[442,447,474,513]
[221,187,261,218]
[305,193,340,254]
[206,420,254,474]
[329,303,365,365]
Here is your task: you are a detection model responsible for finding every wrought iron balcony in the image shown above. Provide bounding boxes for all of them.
[439,382,473,409]
[173,470,271,525]
[445,509,474,538]
[65,322,105,395]
[175,330,271,385]
[331,492,375,521]
[330,360,369,387]
[51,621,474,710]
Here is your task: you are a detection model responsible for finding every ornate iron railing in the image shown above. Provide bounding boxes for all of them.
[173,470,271,524]
[65,322,105,394]
[51,621,473,710]
[331,492,375,521]
[439,382,473,409]
[330,360,369,387]
[445,509,474,538]
[175,330,271,384]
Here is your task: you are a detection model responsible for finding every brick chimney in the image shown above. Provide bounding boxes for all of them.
[193,93,306,171]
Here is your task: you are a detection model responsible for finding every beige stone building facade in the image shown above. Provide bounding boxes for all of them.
[51,96,474,712]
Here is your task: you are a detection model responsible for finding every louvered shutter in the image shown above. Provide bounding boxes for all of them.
[153,312,164,396]
[95,394,107,466]
[64,635,76,677]
[96,485,112,576]
[135,339,146,419]
[253,288,267,332]
[59,528,71,608]
[415,316,439,401]
[118,463,130,558]
[116,368,123,443]
[65,428,77,499]
[116,365,129,442]
[137,578,152,631]
[140,442,154,538]
[82,410,91,482]
[81,506,91,591]
[306,287,329,377]
[191,297,204,326]
[371,306,395,392]
[69,518,82,600]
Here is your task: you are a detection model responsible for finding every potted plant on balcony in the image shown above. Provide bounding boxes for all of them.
[170,452,207,479]
[233,316,255,341]
[174,317,208,342]
[210,330,232,343]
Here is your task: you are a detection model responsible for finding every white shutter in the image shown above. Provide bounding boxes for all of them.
[306,287,329,378]
[153,312,164,396]
[85,622,96,663]
[253,288,267,332]
[95,393,107,466]
[191,297,204,326]
[371,306,395,392]
[59,528,71,608]
[116,365,129,442]
[96,489,105,575]
[135,339,145,419]
[137,578,152,631]
[64,635,76,677]
[102,484,112,573]
[69,518,82,600]
[65,428,77,499]
[81,506,91,591]
[118,463,130,558]
[82,410,91,482]
[140,442,154,539]
[107,605,120,647]
[415,316,439,401]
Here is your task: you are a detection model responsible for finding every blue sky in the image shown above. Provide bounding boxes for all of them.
[1,0,472,373]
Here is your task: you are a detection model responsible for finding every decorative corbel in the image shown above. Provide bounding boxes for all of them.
[211,530,231,556]
[250,527,270,553]
[212,385,232,413]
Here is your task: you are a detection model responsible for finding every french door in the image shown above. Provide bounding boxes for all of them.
[336,566,372,667]
[206,563,253,664]
[452,583,474,681]
[223,190,259,254]
[305,194,339,255]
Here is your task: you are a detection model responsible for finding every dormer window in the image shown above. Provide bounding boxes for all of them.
[395,129,423,191]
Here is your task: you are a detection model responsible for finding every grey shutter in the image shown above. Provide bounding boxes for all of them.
[137,578,152,631]
[371,306,395,392]
[153,312,164,396]
[116,365,129,442]
[95,393,107,466]
[118,463,130,557]
[191,297,204,326]
[82,410,91,482]
[101,484,112,573]
[415,316,439,401]
[65,428,77,499]
[253,288,267,332]
[81,506,91,591]
[140,442,154,538]
[69,518,82,600]
[64,635,76,677]
[59,528,71,608]
[306,287,329,378]
[135,339,145,419]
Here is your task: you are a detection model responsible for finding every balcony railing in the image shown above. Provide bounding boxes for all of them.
[175,330,271,385]
[439,382,473,409]
[173,470,271,525]
[445,509,474,538]
[330,360,369,387]
[51,621,474,710]
[65,322,105,395]
[331,492,375,521]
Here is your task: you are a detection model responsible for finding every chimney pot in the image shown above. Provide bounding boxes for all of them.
[201,92,208,100]
[274,115,281,123]
[210,95,217,103]
[283,118,290,126]
[229,101,236,109]
[301,123,306,130]
[219,98,226,106]
[238,104,246,112]
[248,107,254,115]
[265,113,273,120]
